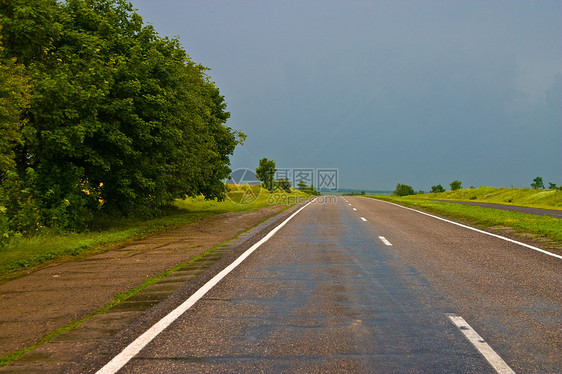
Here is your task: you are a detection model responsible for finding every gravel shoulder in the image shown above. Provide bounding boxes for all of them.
[0,204,290,371]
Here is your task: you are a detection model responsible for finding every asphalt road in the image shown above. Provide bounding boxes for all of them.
[90,196,561,373]
[426,199,562,219]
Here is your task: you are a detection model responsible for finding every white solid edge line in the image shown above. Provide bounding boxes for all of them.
[360,217,367,222]
[96,198,317,374]
[375,199,562,260]
[379,236,393,246]
[448,314,515,374]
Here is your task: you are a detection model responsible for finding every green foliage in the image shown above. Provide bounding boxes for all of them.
[431,184,445,193]
[393,183,415,196]
[255,158,276,192]
[0,37,31,175]
[531,176,544,189]
[296,180,319,196]
[275,177,292,193]
[0,0,244,235]
[0,0,61,66]
[549,182,557,189]
[450,180,462,191]
[0,169,40,234]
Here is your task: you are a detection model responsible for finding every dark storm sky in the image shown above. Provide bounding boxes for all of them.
[130,0,561,190]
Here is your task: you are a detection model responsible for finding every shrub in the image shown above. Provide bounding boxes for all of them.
[450,180,462,191]
[431,184,445,193]
[394,183,415,196]
[275,178,292,193]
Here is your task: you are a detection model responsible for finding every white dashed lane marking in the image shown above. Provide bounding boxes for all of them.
[448,314,515,374]
[379,236,392,246]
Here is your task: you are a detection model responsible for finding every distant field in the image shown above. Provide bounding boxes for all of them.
[415,186,562,210]
[0,186,309,280]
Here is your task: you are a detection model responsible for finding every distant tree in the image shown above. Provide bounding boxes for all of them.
[548,182,557,189]
[256,158,276,192]
[394,183,415,196]
[360,190,365,195]
[296,180,319,195]
[531,177,544,189]
[275,178,291,193]
[309,184,320,196]
[431,184,445,193]
[418,190,425,194]
[296,180,308,191]
[450,180,462,191]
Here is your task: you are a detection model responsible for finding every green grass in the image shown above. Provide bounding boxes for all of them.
[0,186,310,280]
[416,186,562,210]
[368,195,562,245]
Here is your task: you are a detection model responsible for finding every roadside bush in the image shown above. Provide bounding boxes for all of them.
[394,183,415,196]
[450,180,462,191]
[275,178,292,193]
[431,184,445,193]
[0,169,41,234]
[0,206,9,245]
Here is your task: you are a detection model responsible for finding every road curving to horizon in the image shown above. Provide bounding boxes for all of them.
[86,196,561,373]
[425,198,562,219]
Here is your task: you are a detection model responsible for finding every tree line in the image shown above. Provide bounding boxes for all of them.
[394,177,561,197]
[393,180,463,196]
[0,0,244,238]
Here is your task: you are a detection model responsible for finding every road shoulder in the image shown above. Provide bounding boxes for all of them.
[0,203,297,372]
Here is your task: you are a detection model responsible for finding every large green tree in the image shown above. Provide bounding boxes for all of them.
[0,0,244,231]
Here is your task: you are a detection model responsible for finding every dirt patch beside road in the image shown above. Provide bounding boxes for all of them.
[0,205,286,360]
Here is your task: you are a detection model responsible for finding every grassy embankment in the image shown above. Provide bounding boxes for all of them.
[418,186,562,210]
[367,187,562,246]
[0,185,309,280]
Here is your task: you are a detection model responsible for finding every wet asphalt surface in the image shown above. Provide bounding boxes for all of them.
[88,197,561,373]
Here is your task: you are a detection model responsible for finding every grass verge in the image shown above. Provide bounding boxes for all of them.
[416,186,562,210]
[368,195,562,245]
[0,186,309,280]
